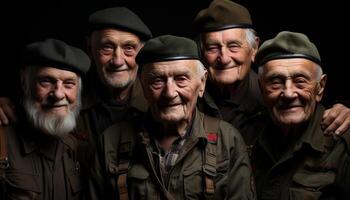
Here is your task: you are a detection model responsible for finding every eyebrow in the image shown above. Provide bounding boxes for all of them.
[265,71,311,79]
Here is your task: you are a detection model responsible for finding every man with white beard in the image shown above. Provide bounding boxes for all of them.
[0,38,90,200]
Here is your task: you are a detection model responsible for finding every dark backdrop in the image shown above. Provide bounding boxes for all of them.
[1,0,348,104]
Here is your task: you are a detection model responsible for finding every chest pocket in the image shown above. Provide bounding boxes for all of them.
[183,164,203,199]
[128,164,156,200]
[290,169,336,200]
[6,169,41,200]
[67,162,81,195]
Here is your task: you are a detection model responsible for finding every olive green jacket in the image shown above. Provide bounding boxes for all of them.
[197,71,265,148]
[252,105,350,200]
[128,109,255,200]
[75,77,147,200]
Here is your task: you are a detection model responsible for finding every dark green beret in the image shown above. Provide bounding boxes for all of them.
[24,38,91,75]
[255,31,321,66]
[88,7,152,40]
[136,35,200,66]
[194,0,253,33]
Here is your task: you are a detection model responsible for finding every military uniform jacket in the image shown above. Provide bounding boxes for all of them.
[77,74,147,200]
[127,109,255,200]
[0,123,81,200]
[251,105,350,200]
[197,71,265,147]
[75,75,147,199]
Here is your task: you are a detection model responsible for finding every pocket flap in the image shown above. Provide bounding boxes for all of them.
[6,170,40,193]
[183,165,202,176]
[293,170,335,188]
[128,164,149,179]
[68,172,81,193]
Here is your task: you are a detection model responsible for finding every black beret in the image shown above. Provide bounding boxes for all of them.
[136,35,200,66]
[88,7,152,40]
[255,31,321,66]
[194,0,253,33]
[23,38,91,75]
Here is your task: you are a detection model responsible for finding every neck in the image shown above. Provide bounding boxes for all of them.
[155,120,190,151]
[158,122,186,151]
[277,123,305,143]
[110,84,132,103]
[209,80,243,98]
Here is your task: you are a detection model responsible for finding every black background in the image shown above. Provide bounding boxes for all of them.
[1,0,349,104]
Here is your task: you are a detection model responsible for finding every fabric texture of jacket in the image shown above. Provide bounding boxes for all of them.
[252,104,350,200]
[197,71,266,148]
[127,109,255,200]
[0,122,81,200]
[76,69,147,200]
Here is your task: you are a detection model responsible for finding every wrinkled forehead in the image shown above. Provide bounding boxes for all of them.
[90,28,142,43]
[143,60,199,74]
[262,58,319,78]
[201,28,247,43]
[35,66,79,79]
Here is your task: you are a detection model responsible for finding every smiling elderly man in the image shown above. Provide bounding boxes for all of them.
[252,31,350,200]
[118,35,255,199]
[0,38,90,200]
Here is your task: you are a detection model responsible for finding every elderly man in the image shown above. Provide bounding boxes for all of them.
[76,7,152,200]
[0,39,90,199]
[121,35,254,199]
[193,0,350,147]
[252,31,350,199]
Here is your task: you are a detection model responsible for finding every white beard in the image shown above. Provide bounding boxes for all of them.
[23,98,80,137]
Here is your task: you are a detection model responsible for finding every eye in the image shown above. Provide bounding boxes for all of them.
[227,44,240,52]
[38,78,53,87]
[99,44,114,55]
[205,45,220,54]
[64,80,77,89]
[293,77,309,88]
[268,77,284,89]
[150,77,165,89]
[123,44,137,56]
[175,75,189,87]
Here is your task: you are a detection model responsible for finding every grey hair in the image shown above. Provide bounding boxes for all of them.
[196,60,207,79]
[245,28,259,49]
[197,28,258,52]
[21,65,83,137]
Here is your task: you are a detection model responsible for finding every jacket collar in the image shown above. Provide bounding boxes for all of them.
[19,127,75,159]
[297,104,329,153]
[83,67,148,112]
[204,70,263,115]
[140,108,207,147]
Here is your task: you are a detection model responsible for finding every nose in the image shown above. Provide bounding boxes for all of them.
[110,48,125,66]
[217,47,231,65]
[163,79,178,100]
[50,82,65,101]
[281,80,297,99]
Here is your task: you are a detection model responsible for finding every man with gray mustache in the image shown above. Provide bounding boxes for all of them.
[0,38,90,200]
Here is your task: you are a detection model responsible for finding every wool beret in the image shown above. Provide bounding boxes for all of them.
[194,0,253,33]
[88,7,152,40]
[136,35,200,66]
[255,31,321,66]
[23,38,91,75]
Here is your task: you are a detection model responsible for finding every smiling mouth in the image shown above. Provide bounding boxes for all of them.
[214,65,237,70]
[159,103,181,109]
[43,104,67,110]
[278,106,302,112]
